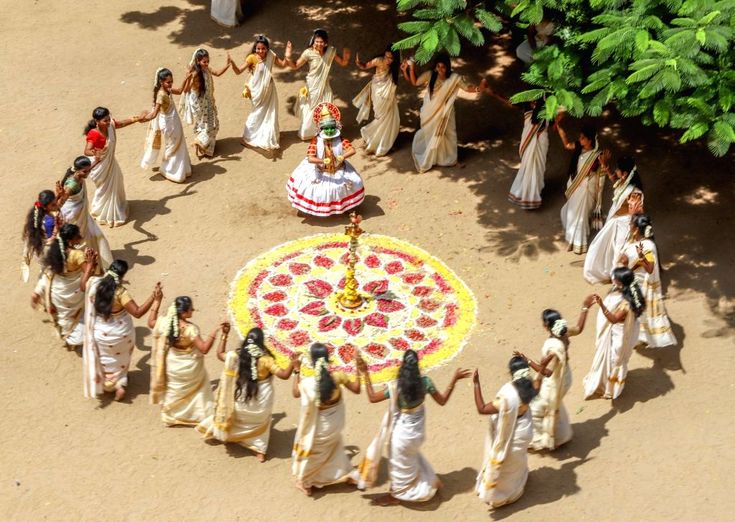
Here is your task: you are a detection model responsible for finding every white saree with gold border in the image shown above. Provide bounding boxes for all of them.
[352,62,399,157]
[196,351,276,454]
[88,124,127,227]
[292,376,357,489]
[583,292,639,399]
[530,337,573,450]
[295,47,336,140]
[476,382,532,508]
[242,51,280,150]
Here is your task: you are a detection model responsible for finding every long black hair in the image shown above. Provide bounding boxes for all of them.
[236,327,274,401]
[23,190,56,258]
[309,28,329,48]
[192,49,209,97]
[567,124,597,179]
[94,259,129,319]
[374,45,400,85]
[84,107,110,135]
[509,355,538,405]
[61,156,93,187]
[250,35,270,54]
[616,155,643,191]
[429,53,452,97]
[310,342,335,404]
[43,223,79,275]
[167,296,193,345]
[631,213,654,241]
[611,266,646,318]
[153,68,173,104]
[398,349,425,406]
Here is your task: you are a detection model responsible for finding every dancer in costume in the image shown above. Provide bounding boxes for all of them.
[515,304,593,451]
[31,224,95,348]
[82,260,162,401]
[231,35,289,151]
[148,296,229,426]
[557,118,611,254]
[140,68,192,183]
[57,157,113,269]
[291,343,361,496]
[181,48,230,159]
[474,356,548,508]
[83,107,143,227]
[583,267,645,400]
[286,102,365,216]
[352,46,401,156]
[286,29,351,140]
[486,89,553,209]
[211,0,242,28]
[402,53,487,173]
[356,351,471,506]
[197,327,297,461]
[618,214,677,348]
[21,190,59,282]
[516,20,555,64]
[584,156,644,283]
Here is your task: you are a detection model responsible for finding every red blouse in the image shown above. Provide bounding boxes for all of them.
[86,129,107,150]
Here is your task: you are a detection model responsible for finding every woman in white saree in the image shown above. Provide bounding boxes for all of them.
[197,327,296,461]
[356,350,471,506]
[618,214,677,348]
[82,260,162,401]
[584,156,645,284]
[402,54,486,173]
[231,35,289,151]
[557,119,612,254]
[352,46,401,156]
[517,305,593,451]
[474,356,547,508]
[583,267,645,400]
[286,29,351,140]
[140,68,192,183]
[148,296,229,426]
[58,157,113,269]
[32,224,94,348]
[291,343,361,496]
[181,48,230,159]
[83,107,143,227]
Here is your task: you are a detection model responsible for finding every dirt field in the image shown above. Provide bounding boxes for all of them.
[2,1,734,520]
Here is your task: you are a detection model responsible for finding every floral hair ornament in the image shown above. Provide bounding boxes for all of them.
[551,318,567,337]
[313,357,328,406]
[246,342,265,381]
[512,368,531,382]
[104,269,120,284]
[33,202,41,228]
[164,303,179,341]
[57,236,66,266]
[644,224,653,238]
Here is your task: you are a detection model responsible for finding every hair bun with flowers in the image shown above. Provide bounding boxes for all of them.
[512,368,531,382]
[551,318,568,337]
[644,224,653,238]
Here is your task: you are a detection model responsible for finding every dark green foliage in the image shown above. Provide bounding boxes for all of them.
[394,0,735,156]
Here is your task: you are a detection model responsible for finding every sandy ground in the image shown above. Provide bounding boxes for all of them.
[2,1,734,520]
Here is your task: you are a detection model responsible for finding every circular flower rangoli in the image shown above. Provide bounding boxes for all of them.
[229,234,477,383]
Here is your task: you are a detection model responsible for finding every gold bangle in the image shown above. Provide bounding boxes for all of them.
[220,335,228,342]
[581,306,589,312]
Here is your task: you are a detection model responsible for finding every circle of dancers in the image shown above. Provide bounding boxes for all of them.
[21,27,678,510]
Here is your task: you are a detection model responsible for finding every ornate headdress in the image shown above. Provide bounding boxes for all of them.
[313,102,340,127]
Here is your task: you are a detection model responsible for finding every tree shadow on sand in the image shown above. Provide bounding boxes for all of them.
[490,409,616,518]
